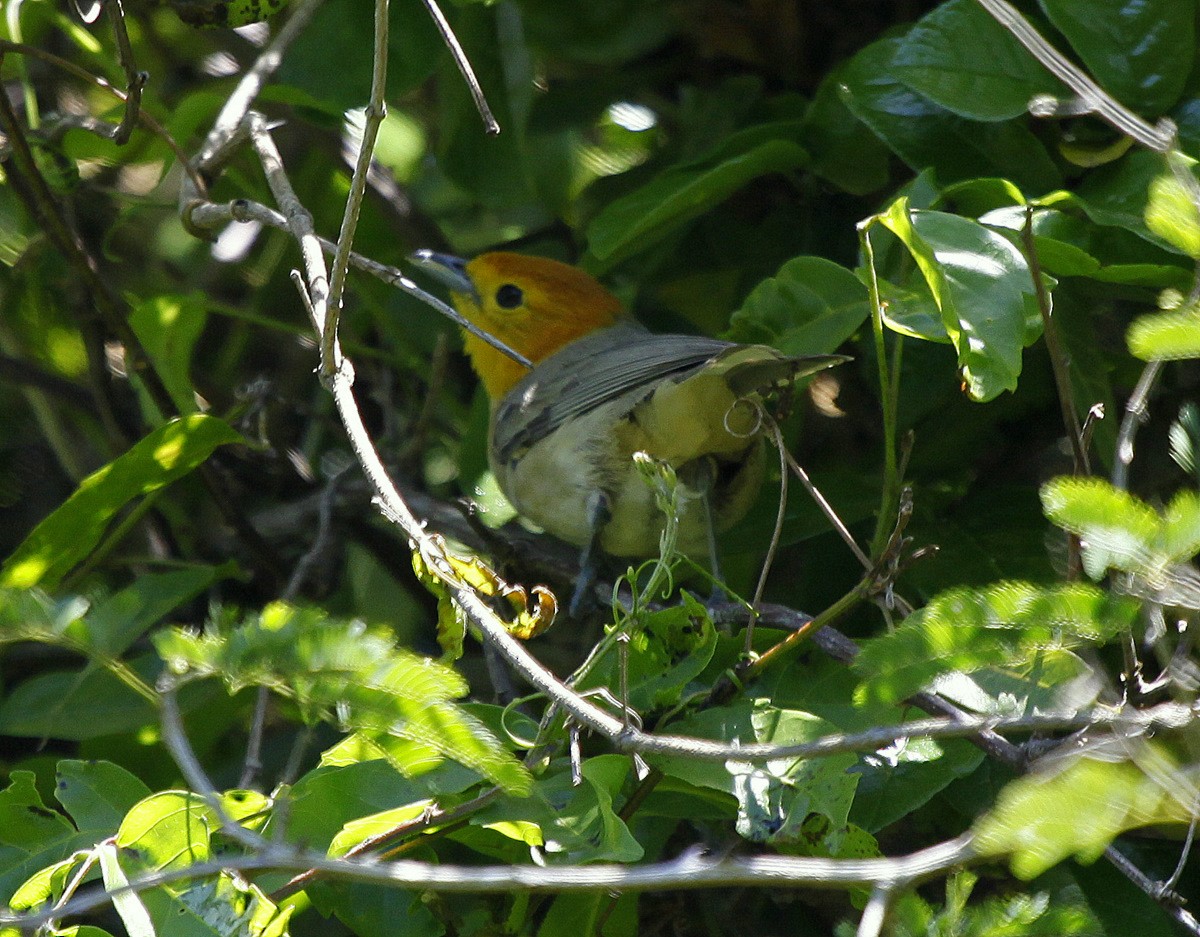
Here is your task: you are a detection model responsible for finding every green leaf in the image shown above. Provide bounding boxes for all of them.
[275,0,442,114]
[0,653,163,741]
[878,200,1042,401]
[0,415,243,590]
[850,739,984,834]
[1145,168,1200,259]
[129,869,292,937]
[1039,0,1194,114]
[8,850,94,913]
[116,791,220,871]
[0,772,89,906]
[726,255,870,354]
[839,38,1061,192]
[55,760,152,835]
[575,595,717,713]
[328,800,434,857]
[1163,490,1200,563]
[306,881,439,937]
[654,699,859,852]
[129,294,207,417]
[892,0,1064,121]
[155,603,531,794]
[586,134,809,269]
[471,755,642,863]
[853,582,1138,704]
[801,63,890,195]
[1127,308,1200,361]
[278,760,448,850]
[1040,477,1162,578]
[79,567,232,657]
[974,742,1196,878]
[1074,150,1196,254]
[1170,404,1200,485]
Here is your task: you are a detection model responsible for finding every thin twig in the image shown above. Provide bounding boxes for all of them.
[1113,360,1162,490]
[103,0,145,146]
[420,0,499,134]
[186,197,530,366]
[859,221,903,561]
[783,447,871,570]
[159,679,271,851]
[1104,844,1200,936]
[0,41,203,194]
[192,0,324,174]
[323,0,390,378]
[746,417,790,651]
[1022,207,1088,475]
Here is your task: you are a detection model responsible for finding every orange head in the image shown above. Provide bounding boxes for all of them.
[412,251,625,401]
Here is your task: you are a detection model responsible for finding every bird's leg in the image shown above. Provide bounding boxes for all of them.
[570,489,611,617]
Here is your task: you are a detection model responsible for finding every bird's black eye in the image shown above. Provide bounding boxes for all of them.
[495,284,524,309]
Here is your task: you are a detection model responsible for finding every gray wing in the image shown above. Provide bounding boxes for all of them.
[492,322,733,463]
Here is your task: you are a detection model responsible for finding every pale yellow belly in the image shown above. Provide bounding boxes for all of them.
[491,394,765,558]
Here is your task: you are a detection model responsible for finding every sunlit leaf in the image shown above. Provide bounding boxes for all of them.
[154,603,531,794]
[1040,477,1163,579]
[974,741,1197,878]
[877,200,1042,401]
[727,255,870,355]
[1127,308,1200,361]
[0,416,242,590]
[853,582,1138,704]
[1144,167,1200,259]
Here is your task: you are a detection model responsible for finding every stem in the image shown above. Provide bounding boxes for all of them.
[323,0,390,378]
[860,222,902,560]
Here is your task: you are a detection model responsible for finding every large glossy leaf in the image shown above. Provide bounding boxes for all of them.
[893,0,1064,121]
[878,200,1042,401]
[840,38,1061,192]
[1039,0,1194,114]
[726,255,870,355]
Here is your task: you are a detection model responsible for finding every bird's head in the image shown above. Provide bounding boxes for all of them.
[412,250,625,400]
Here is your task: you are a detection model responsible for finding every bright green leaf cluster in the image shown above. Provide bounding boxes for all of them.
[1041,478,1200,582]
[853,582,1139,704]
[155,603,531,793]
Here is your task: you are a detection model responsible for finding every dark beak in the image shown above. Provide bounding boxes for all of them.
[409,250,480,304]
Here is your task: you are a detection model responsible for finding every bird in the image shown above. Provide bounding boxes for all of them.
[411,249,848,611]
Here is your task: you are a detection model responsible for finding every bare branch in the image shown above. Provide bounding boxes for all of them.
[0,833,980,933]
[420,0,499,134]
[324,0,390,377]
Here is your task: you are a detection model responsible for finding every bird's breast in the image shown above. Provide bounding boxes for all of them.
[489,381,766,558]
